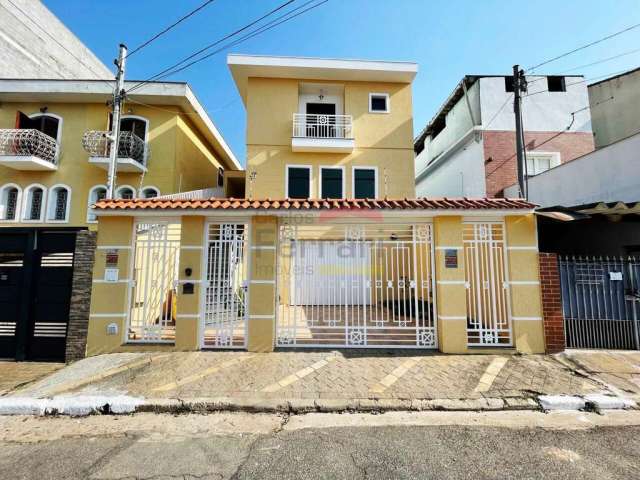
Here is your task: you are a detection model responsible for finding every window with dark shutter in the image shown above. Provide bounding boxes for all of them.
[287,167,311,199]
[354,169,376,199]
[321,168,343,199]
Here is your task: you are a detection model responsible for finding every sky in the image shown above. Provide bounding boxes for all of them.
[45,0,640,165]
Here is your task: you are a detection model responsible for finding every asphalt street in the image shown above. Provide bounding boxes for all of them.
[0,411,639,479]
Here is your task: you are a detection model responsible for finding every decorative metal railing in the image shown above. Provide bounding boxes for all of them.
[0,129,59,164]
[82,130,148,164]
[292,113,353,139]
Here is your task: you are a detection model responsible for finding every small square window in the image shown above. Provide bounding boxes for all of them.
[547,76,566,92]
[369,93,389,113]
[353,168,377,199]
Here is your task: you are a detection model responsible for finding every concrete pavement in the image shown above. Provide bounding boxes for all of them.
[1,411,640,479]
[0,361,63,396]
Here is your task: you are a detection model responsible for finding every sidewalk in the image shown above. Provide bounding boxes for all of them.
[4,349,626,414]
[0,361,63,396]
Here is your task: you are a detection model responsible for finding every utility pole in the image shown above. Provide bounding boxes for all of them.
[107,44,127,198]
[512,64,528,199]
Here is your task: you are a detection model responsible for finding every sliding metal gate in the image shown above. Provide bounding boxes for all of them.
[276,222,437,348]
[463,222,512,346]
[560,256,640,350]
[201,223,248,349]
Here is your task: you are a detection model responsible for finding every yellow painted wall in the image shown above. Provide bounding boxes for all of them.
[0,101,226,229]
[245,77,415,199]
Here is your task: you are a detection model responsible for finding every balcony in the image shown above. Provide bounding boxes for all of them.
[291,114,354,153]
[82,130,149,173]
[0,129,59,171]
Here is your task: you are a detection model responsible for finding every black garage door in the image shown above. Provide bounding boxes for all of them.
[0,230,76,361]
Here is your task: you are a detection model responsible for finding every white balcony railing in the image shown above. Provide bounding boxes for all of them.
[292,113,353,139]
[82,130,148,165]
[0,129,58,165]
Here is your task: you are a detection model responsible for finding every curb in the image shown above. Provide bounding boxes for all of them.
[137,396,542,415]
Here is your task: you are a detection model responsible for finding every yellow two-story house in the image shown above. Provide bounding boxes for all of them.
[86,55,546,358]
[0,78,241,361]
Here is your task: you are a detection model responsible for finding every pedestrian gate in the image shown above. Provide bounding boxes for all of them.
[560,256,640,350]
[276,222,437,348]
[463,222,512,346]
[201,223,248,348]
[128,222,181,343]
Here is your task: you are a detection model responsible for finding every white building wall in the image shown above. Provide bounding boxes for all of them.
[505,133,640,207]
[479,76,592,133]
[0,0,112,79]
[415,134,485,197]
[415,80,481,174]
[588,69,640,148]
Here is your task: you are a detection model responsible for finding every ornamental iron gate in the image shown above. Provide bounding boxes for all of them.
[463,222,513,346]
[128,222,181,343]
[276,222,437,348]
[560,256,640,350]
[202,223,248,349]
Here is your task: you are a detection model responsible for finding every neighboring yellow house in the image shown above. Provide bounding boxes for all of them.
[0,79,241,361]
[86,55,546,357]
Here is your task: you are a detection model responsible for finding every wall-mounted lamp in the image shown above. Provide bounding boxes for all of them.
[318,89,325,101]
[39,106,48,114]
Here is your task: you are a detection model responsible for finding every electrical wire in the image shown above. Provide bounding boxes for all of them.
[525,22,640,72]
[142,0,328,86]
[483,94,514,129]
[124,0,299,94]
[125,0,218,58]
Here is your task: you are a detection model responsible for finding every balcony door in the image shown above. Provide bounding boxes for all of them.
[306,103,336,138]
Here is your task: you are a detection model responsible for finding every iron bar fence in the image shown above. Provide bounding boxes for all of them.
[559,255,640,350]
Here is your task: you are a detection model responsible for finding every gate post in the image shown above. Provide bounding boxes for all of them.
[247,215,277,352]
[505,215,545,353]
[538,253,565,353]
[175,216,204,350]
[86,216,134,356]
[433,216,468,353]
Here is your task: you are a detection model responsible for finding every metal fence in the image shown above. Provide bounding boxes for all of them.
[559,256,640,350]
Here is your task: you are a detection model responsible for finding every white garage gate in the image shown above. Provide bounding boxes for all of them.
[276,222,437,348]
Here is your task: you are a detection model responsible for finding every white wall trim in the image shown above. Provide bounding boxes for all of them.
[435,245,463,250]
[250,279,275,284]
[90,313,127,318]
[509,280,540,285]
[97,245,132,250]
[87,184,107,223]
[507,246,538,251]
[512,316,543,321]
[438,315,467,321]
[436,280,466,285]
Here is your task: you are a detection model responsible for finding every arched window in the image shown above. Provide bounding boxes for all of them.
[22,184,47,222]
[87,185,107,223]
[0,184,22,221]
[118,115,149,164]
[116,185,135,200]
[140,186,160,199]
[47,184,71,222]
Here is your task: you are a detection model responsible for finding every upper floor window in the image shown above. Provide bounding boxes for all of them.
[116,185,135,200]
[353,167,378,199]
[286,165,311,199]
[141,186,160,199]
[119,116,148,140]
[320,167,344,199]
[47,185,71,222]
[110,115,149,164]
[526,152,561,176]
[17,112,62,142]
[547,76,566,92]
[0,184,21,221]
[369,93,390,113]
[22,184,46,222]
[87,185,107,223]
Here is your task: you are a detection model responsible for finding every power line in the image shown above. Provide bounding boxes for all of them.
[524,67,635,99]
[560,47,640,73]
[483,93,513,129]
[125,0,299,94]
[125,0,218,58]
[143,0,328,86]
[525,22,640,72]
